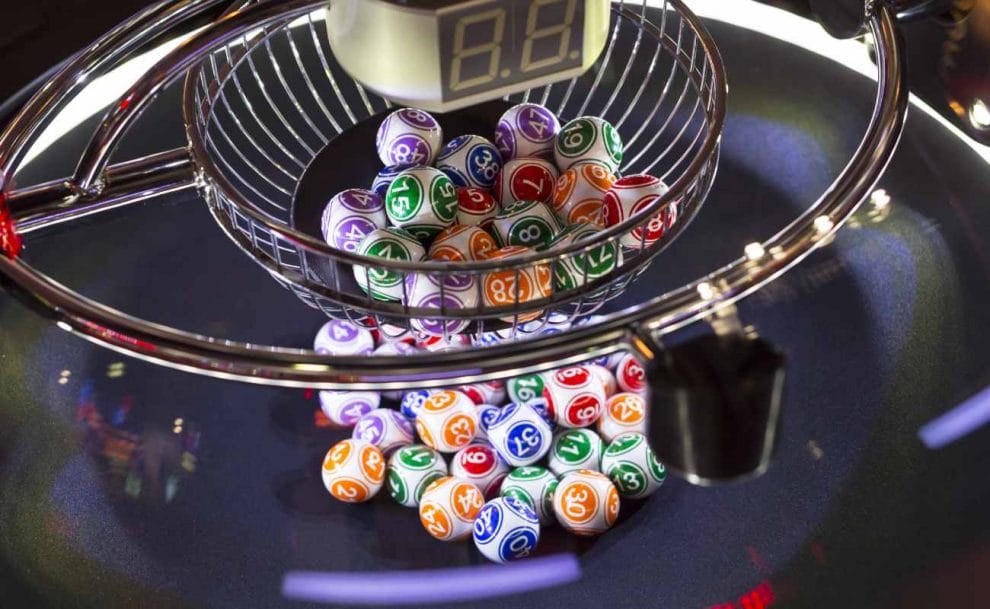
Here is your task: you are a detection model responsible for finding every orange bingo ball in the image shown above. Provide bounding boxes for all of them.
[553,469,620,536]
[414,390,479,453]
[481,246,552,323]
[418,476,485,541]
[321,438,386,503]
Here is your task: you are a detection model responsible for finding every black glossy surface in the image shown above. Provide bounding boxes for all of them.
[2,14,990,609]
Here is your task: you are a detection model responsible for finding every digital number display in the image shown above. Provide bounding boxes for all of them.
[438,0,586,102]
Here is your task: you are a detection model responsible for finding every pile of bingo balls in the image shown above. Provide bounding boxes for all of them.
[320,104,679,334]
[315,317,666,564]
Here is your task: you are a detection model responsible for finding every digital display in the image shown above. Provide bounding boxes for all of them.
[438,0,587,102]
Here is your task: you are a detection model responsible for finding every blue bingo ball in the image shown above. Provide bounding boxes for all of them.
[401,389,433,420]
[474,403,502,443]
[372,163,419,197]
[487,402,553,467]
[436,135,503,190]
[473,496,540,563]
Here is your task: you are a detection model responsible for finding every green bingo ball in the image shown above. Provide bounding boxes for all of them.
[546,221,622,292]
[601,432,667,499]
[353,227,425,301]
[385,166,459,242]
[501,466,559,524]
[491,200,561,250]
[554,116,623,174]
[386,444,449,508]
[547,428,605,477]
[507,372,546,404]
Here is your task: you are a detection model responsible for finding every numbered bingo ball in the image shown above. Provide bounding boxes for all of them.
[320,189,387,253]
[507,373,546,404]
[321,439,386,503]
[601,432,667,499]
[597,392,648,443]
[415,389,479,453]
[456,187,498,230]
[436,134,503,189]
[486,402,553,467]
[353,227,426,301]
[400,389,433,420]
[387,444,448,508]
[548,428,605,477]
[372,163,419,197]
[491,200,562,250]
[405,270,479,337]
[451,443,510,499]
[474,403,502,443]
[615,352,646,393]
[501,466,559,524]
[473,496,541,563]
[587,364,617,398]
[319,390,381,428]
[495,103,561,161]
[546,222,622,291]
[524,396,557,431]
[353,409,416,455]
[385,166,459,241]
[602,174,679,249]
[481,246,552,323]
[376,107,442,166]
[543,365,607,428]
[555,116,623,173]
[419,476,484,541]
[416,334,472,352]
[314,319,376,356]
[493,157,559,206]
[553,469,620,536]
[458,380,506,407]
[551,163,617,225]
[428,224,498,262]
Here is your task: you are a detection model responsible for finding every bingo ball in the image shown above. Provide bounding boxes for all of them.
[319,390,381,428]
[501,466,559,524]
[376,107,442,166]
[524,396,557,431]
[493,157,558,206]
[428,224,498,262]
[415,389,479,452]
[400,389,433,420]
[597,392,648,443]
[353,409,416,455]
[385,166,459,241]
[491,200,561,250]
[456,187,498,229]
[416,334,472,352]
[353,227,426,301]
[602,174,678,249]
[474,403,502,443]
[507,373,546,404]
[615,352,646,393]
[553,469,620,536]
[372,163,419,197]
[554,116,623,173]
[495,103,560,161]
[551,163,617,225]
[482,246,552,323]
[321,189,388,253]
[543,365,607,428]
[419,476,484,541]
[546,222,622,291]
[387,444,448,508]
[601,432,667,499]
[473,496,541,563]
[451,443,510,499]
[487,402,554,467]
[321,439,386,503]
[548,428,605,476]
[314,319,376,356]
[587,364,617,398]
[405,271,479,336]
[435,134,503,189]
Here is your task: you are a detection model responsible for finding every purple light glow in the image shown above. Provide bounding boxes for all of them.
[281,553,581,605]
[919,385,990,449]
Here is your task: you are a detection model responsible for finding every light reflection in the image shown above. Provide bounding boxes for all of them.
[744,242,766,261]
[813,215,835,235]
[970,99,990,130]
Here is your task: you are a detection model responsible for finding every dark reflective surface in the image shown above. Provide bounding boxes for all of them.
[2,14,990,609]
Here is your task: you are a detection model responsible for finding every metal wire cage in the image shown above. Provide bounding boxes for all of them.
[185,1,724,337]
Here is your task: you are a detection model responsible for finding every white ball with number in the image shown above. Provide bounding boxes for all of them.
[500,466,559,524]
[458,381,506,406]
[451,443,510,499]
[493,158,558,207]
[597,392,648,443]
[319,391,381,428]
[387,444,448,508]
[321,439,386,503]
[486,402,554,467]
[473,403,502,444]
[435,134,503,189]
[352,409,416,455]
[615,352,647,393]
[320,189,388,253]
[314,320,376,356]
[507,372,547,404]
[384,166,459,242]
[550,163,617,225]
[456,187,498,230]
[495,103,561,161]
[601,432,667,499]
[481,246,552,323]
[376,107,443,166]
[543,365,607,428]
[602,174,679,249]
[547,428,605,476]
[491,200,562,250]
[428,224,499,262]
[545,221,622,291]
[414,389,479,453]
[554,116,624,173]
[553,469,620,536]
[353,227,426,301]
[405,270,479,337]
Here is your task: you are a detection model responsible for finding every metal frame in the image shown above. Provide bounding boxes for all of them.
[0,0,908,389]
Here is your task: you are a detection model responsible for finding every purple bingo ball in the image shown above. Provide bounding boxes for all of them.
[376,108,443,166]
[495,104,561,161]
[320,189,387,253]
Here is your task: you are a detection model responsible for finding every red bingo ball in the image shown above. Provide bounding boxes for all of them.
[451,443,510,499]
[457,187,498,230]
[602,174,679,249]
[493,157,558,206]
[543,365,607,428]
[615,353,646,393]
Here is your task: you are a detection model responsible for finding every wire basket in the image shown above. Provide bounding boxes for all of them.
[184,1,723,338]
